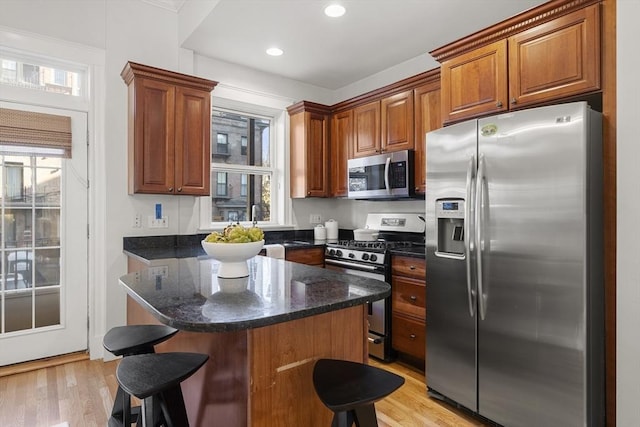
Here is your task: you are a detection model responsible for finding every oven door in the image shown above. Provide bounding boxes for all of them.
[325,259,389,360]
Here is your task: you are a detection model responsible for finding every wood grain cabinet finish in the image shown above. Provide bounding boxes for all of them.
[285,247,325,267]
[380,90,414,153]
[437,2,601,124]
[352,91,415,158]
[121,62,217,195]
[508,4,600,108]
[391,255,426,362]
[414,81,441,194]
[287,102,331,198]
[352,100,381,158]
[330,110,353,197]
[440,39,508,124]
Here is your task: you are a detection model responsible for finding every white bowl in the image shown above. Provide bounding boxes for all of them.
[353,228,379,241]
[201,240,264,278]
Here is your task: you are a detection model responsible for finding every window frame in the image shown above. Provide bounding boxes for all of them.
[199,99,290,231]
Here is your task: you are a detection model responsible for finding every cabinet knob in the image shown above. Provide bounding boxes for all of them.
[496,101,503,108]
[410,295,417,301]
[307,191,311,196]
[409,265,416,270]
[177,187,182,192]
[410,334,417,340]
[168,187,173,192]
[511,98,517,105]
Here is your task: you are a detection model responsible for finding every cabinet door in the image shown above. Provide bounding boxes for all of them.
[306,112,329,197]
[414,82,441,194]
[381,90,414,153]
[441,39,508,124]
[392,275,426,321]
[330,110,352,197]
[508,4,600,108]
[352,100,380,158]
[285,247,325,266]
[131,78,175,194]
[174,86,211,195]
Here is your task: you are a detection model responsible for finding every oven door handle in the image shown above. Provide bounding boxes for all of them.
[325,258,381,272]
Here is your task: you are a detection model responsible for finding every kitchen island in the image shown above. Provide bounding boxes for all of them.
[120,255,390,426]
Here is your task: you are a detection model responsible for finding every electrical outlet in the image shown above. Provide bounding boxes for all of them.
[148,216,169,228]
[309,214,321,224]
[147,265,168,279]
[133,213,142,228]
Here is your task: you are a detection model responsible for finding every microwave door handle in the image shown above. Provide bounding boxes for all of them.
[384,156,391,193]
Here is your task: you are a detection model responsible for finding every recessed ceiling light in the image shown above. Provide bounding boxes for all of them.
[266,47,284,56]
[324,4,346,18]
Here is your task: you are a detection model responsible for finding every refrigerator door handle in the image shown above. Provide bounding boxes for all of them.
[476,154,487,320]
[464,154,476,318]
[384,156,391,194]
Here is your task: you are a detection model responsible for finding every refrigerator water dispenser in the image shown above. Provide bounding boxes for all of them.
[435,199,465,257]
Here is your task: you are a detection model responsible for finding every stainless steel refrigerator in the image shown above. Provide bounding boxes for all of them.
[425,102,604,426]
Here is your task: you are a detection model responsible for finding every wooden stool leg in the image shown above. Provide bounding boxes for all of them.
[159,386,190,427]
[353,404,378,427]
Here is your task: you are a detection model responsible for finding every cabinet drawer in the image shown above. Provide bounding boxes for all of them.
[392,314,425,360]
[391,256,426,279]
[285,247,325,266]
[392,276,425,320]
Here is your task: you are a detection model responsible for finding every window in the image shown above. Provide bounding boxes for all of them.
[0,49,86,97]
[209,108,273,224]
[240,174,247,197]
[216,172,227,196]
[216,133,228,154]
[241,136,247,155]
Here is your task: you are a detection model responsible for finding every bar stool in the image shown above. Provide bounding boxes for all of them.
[116,352,209,427]
[104,324,178,426]
[312,358,405,427]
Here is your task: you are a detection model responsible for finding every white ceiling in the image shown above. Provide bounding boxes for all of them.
[151,0,547,90]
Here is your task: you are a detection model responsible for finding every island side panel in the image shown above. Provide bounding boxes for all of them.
[127,297,250,426]
[248,305,367,426]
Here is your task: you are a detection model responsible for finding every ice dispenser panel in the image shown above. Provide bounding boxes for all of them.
[436,199,465,257]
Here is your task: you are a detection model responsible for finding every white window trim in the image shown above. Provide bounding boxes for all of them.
[199,95,293,231]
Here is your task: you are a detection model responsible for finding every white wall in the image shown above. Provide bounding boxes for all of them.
[616,1,640,425]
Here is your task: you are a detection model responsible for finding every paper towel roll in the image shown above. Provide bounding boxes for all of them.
[325,219,338,240]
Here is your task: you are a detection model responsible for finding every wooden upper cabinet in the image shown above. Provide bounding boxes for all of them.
[381,90,414,153]
[352,100,381,158]
[433,1,602,124]
[508,4,600,108]
[121,62,217,195]
[414,81,441,194]
[330,109,353,197]
[288,102,331,198]
[440,39,508,124]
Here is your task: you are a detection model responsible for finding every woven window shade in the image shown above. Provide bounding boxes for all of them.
[0,108,72,158]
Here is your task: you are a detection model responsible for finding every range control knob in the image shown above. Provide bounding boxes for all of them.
[336,250,343,257]
[328,249,335,256]
[362,253,370,261]
[348,252,355,259]
[370,254,377,262]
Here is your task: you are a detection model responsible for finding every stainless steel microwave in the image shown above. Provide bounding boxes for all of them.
[347,150,415,199]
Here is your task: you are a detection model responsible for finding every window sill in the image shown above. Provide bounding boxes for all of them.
[197,223,296,233]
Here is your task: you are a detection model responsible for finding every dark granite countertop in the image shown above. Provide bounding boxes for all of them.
[120,255,390,332]
[123,232,339,262]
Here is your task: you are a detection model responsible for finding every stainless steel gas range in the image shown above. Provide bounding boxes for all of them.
[324,213,425,361]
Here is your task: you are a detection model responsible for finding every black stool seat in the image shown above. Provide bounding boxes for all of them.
[116,352,209,427]
[104,324,178,356]
[104,325,178,426]
[313,358,404,427]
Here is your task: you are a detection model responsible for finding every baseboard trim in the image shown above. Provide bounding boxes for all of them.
[0,351,89,377]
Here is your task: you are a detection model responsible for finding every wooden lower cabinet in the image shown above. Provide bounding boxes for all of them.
[391,255,426,363]
[285,247,325,267]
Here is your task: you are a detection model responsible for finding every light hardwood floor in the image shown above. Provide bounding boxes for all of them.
[0,355,487,427]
